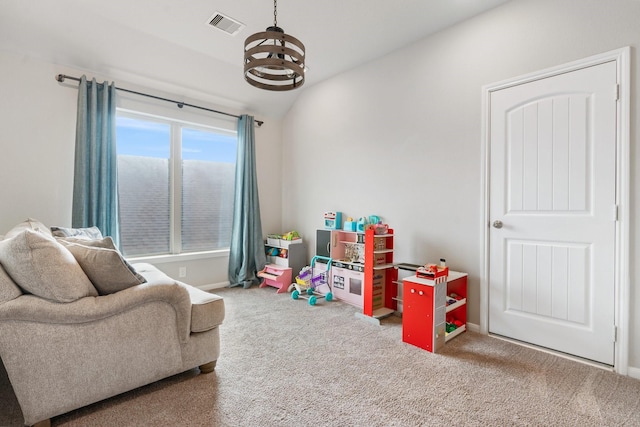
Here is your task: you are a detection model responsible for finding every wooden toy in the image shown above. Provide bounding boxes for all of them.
[258,264,292,294]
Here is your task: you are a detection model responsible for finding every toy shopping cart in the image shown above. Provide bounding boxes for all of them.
[290,256,333,306]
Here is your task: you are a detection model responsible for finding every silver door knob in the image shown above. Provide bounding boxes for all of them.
[493,220,503,229]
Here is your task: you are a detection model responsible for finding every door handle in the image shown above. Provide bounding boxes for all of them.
[493,220,503,229]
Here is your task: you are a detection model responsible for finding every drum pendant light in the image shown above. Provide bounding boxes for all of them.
[243,0,306,91]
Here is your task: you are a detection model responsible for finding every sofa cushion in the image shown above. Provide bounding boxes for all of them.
[0,230,98,302]
[59,238,146,295]
[51,225,104,240]
[0,263,22,303]
[4,218,53,239]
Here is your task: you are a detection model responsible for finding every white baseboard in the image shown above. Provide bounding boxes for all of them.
[197,281,230,291]
[627,366,640,380]
[467,322,480,333]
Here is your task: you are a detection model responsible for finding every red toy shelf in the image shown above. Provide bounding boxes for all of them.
[445,271,468,342]
[363,227,397,320]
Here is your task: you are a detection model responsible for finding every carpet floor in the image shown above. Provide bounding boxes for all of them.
[2,285,640,426]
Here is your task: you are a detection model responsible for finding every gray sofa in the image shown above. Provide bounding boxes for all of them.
[0,219,225,426]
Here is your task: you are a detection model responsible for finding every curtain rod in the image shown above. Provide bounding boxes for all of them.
[55,74,264,127]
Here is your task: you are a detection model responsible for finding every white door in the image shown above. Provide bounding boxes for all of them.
[489,61,618,365]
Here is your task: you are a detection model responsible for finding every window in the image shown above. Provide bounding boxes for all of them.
[116,112,237,257]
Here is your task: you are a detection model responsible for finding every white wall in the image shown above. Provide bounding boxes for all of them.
[0,50,284,286]
[283,0,640,369]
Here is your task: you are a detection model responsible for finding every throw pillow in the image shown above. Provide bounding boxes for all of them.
[51,225,104,240]
[4,218,53,239]
[59,239,146,295]
[57,236,145,282]
[57,236,114,249]
[0,230,98,302]
[0,263,22,303]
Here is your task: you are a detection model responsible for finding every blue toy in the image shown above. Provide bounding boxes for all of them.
[324,211,342,229]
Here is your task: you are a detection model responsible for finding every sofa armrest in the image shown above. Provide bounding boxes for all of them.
[0,281,192,342]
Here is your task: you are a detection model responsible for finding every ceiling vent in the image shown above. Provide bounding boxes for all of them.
[207,12,245,36]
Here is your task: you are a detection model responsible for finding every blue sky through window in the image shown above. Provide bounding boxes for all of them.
[182,128,236,163]
[116,116,237,163]
[116,117,170,158]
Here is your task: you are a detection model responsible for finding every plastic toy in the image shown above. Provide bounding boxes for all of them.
[373,222,389,235]
[416,263,449,280]
[343,217,356,231]
[324,212,342,230]
[290,256,333,306]
[446,315,463,333]
[281,230,300,241]
[356,217,367,233]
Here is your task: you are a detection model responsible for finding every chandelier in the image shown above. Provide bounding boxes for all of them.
[243,0,306,91]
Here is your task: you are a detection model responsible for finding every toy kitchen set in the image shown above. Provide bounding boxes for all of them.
[316,212,467,352]
[317,212,396,322]
[318,211,468,352]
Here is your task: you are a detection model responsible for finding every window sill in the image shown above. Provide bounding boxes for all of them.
[127,249,230,265]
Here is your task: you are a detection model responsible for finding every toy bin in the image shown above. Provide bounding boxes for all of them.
[267,235,281,246]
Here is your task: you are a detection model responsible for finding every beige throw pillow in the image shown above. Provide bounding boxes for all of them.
[4,218,53,239]
[0,230,98,302]
[57,236,115,248]
[59,239,146,295]
[0,263,22,303]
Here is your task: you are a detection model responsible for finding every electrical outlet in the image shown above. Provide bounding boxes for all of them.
[179,267,187,278]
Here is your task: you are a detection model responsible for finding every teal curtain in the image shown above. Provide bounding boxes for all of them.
[228,115,266,288]
[72,75,120,247]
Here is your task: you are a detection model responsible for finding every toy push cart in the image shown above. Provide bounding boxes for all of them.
[290,256,333,306]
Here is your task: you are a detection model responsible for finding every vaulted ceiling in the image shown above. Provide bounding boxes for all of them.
[0,0,511,118]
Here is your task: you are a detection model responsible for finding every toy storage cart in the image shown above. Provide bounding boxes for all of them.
[290,256,333,306]
[402,275,447,353]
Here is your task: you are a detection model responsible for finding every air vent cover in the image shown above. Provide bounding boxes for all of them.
[207,12,245,36]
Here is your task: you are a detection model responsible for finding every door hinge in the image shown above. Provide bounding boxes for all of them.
[615,84,620,101]
[613,204,619,221]
[613,325,618,343]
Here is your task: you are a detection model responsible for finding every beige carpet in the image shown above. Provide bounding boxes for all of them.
[2,285,640,426]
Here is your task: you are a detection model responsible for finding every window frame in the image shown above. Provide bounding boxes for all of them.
[116,107,237,260]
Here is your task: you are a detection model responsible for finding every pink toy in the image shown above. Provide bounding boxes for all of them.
[258,264,292,294]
